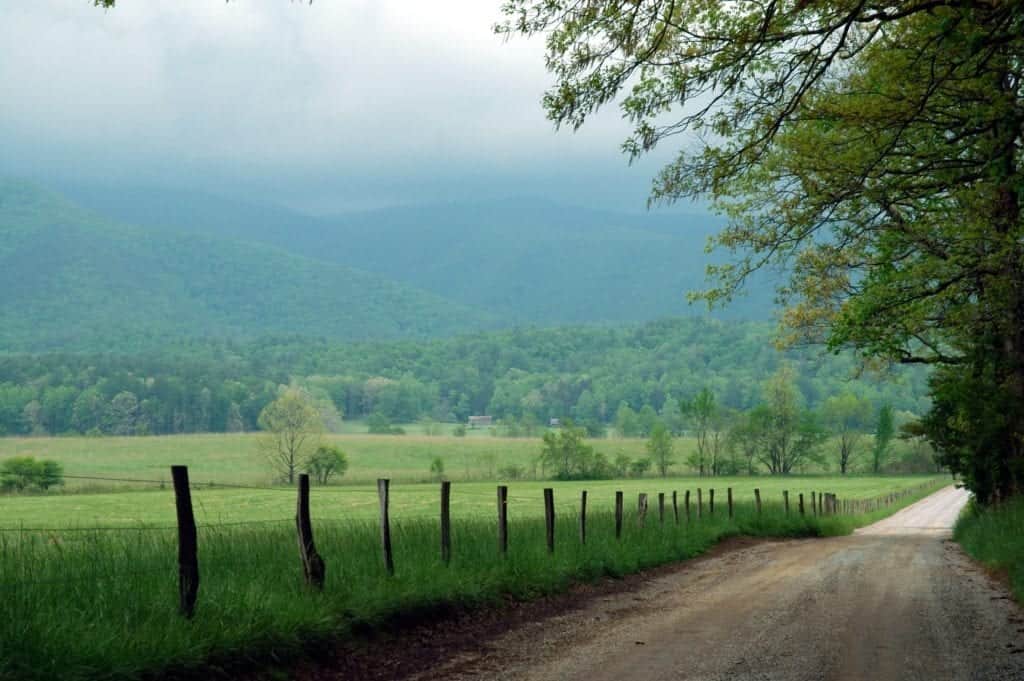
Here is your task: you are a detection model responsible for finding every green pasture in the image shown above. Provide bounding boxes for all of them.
[0,474,947,529]
[0,431,658,487]
[0,478,947,681]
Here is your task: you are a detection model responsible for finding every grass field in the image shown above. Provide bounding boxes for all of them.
[0,431,660,487]
[1,477,946,681]
[0,474,948,529]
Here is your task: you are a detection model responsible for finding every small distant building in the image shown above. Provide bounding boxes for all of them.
[549,418,561,428]
[467,415,493,429]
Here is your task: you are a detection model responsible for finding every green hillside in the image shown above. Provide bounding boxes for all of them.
[59,184,779,324]
[0,180,494,351]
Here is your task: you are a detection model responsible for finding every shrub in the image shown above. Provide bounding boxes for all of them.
[306,445,348,485]
[0,457,64,492]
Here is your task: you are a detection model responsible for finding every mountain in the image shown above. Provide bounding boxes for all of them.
[0,180,495,352]
[58,184,780,324]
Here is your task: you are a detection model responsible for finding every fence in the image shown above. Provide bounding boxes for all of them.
[158,468,939,618]
[0,467,942,619]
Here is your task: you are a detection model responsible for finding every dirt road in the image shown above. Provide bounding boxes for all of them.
[409,486,1024,681]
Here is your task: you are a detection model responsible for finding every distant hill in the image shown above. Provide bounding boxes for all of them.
[59,183,780,325]
[0,180,495,351]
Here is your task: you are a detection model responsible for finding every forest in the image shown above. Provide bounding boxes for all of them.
[0,317,928,440]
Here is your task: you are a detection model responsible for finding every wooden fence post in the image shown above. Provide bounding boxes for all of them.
[811,491,818,516]
[615,490,624,539]
[672,491,679,525]
[783,490,790,515]
[658,493,666,525]
[697,488,703,518]
[171,465,199,618]
[296,472,326,589]
[799,492,805,516]
[497,485,509,555]
[638,493,648,527]
[579,490,587,545]
[709,488,715,516]
[727,488,734,519]
[755,488,762,515]
[378,478,394,575]
[544,488,555,554]
[440,480,451,565]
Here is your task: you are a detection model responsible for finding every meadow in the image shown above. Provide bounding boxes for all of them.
[1,476,946,681]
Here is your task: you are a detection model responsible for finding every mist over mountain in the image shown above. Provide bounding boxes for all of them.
[59,182,778,328]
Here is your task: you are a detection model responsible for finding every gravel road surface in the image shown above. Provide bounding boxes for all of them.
[408,485,1024,681]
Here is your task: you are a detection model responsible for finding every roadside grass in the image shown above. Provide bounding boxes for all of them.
[954,495,1024,603]
[0,478,947,681]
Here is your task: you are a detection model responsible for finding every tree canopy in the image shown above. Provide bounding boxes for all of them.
[501,0,1024,503]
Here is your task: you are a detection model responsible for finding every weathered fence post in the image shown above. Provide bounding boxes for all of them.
[544,488,555,554]
[296,472,326,589]
[579,490,587,545]
[672,491,679,525]
[783,490,790,515]
[440,480,451,565]
[171,465,199,618]
[727,487,734,519]
[378,478,394,575]
[798,492,805,516]
[811,491,818,516]
[658,493,666,525]
[497,485,509,555]
[709,488,715,516]
[755,488,762,515]
[638,493,648,527]
[697,488,703,519]
[615,490,624,539]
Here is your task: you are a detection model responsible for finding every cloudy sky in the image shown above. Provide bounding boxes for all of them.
[1,1,689,214]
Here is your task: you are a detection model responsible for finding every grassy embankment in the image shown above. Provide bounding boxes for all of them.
[0,476,946,681]
[954,496,1024,603]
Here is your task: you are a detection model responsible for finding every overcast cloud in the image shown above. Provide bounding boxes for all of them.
[0,0,693,213]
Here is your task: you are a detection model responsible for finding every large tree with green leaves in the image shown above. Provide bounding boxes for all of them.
[500,1,1024,503]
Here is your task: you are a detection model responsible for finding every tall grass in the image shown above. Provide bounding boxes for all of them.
[0,481,947,681]
[954,496,1024,602]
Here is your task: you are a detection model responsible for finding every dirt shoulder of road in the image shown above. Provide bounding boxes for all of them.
[230,536,765,681]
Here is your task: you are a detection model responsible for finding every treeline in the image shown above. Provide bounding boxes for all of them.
[0,318,930,437]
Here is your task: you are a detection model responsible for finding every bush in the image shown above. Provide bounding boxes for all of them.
[452,424,467,437]
[0,457,64,492]
[629,457,652,477]
[366,413,405,435]
[498,464,525,480]
[306,445,348,485]
[429,456,445,480]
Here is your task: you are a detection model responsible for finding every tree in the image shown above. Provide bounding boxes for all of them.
[682,388,716,476]
[258,389,323,484]
[823,394,873,475]
[0,457,63,492]
[501,2,1024,503]
[646,422,674,477]
[754,368,826,475]
[429,455,445,480]
[727,411,763,476]
[307,445,348,485]
[629,457,652,478]
[539,421,602,479]
[872,405,895,475]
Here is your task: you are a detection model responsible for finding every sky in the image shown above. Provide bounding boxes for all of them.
[0,0,691,214]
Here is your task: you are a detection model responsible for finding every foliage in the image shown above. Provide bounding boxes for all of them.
[307,445,348,485]
[0,456,63,492]
[258,389,323,485]
[629,458,652,477]
[429,456,445,481]
[539,422,605,480]
[645,422,674,478]
[823,394,873,475]
[499,1,1024,503]
[366,413,405,436]
[752,367,827,475]
[872,405,895,475]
